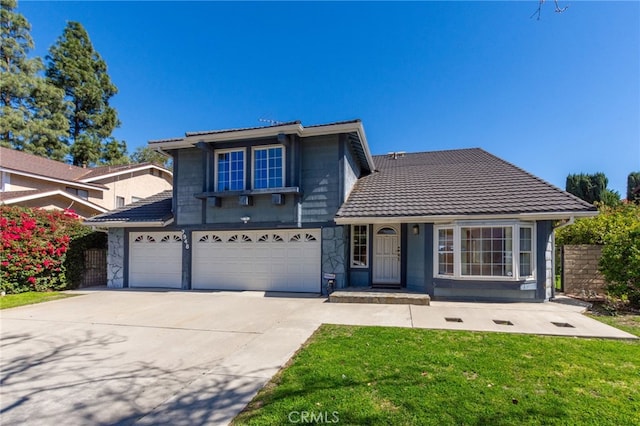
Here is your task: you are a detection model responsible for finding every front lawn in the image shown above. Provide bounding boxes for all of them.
[234,325,640,425]
[0,291,75,310]
[589,313,640,338]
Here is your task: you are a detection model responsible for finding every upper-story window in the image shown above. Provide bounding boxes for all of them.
[216,149,245,191]
[253,145,284,189]
[66,187,89,200]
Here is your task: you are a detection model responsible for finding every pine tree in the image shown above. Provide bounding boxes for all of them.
[100,137,129,165]
[46,21,120,166]
[628,172,640,204]
[0,0,68,160]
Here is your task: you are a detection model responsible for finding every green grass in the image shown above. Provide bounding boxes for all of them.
[0,291,75,309]
[589,313,640,338]
[233,325,640,425]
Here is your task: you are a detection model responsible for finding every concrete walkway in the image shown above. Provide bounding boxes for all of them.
[0,290,635,426]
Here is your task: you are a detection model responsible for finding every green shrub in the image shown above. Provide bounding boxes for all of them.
[557,204,640,308]
[600,221,640,307]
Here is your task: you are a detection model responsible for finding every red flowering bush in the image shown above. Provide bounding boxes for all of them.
[1,206,87,293]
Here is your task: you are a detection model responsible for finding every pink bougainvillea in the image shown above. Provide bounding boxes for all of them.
[0,206,86,293]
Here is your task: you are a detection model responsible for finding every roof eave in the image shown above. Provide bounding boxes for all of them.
[149,123,305,150]
[334,210,599,225]
[1,190,108,213]
[80,164,173,182]
[0,168,108,191]
[83,217,174,228]
[146,121,376,172]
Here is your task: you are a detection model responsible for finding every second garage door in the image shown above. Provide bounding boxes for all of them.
[192,229,321,292]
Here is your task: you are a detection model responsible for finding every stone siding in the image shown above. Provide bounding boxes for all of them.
[321,226,348,293]
[563,245,606,297]
[107,228,125,288]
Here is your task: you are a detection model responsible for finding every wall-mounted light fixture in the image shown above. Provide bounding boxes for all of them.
[241,216,250,224]
[412,224,420,235]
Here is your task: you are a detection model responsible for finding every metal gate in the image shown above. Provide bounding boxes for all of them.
[82,248,107,287]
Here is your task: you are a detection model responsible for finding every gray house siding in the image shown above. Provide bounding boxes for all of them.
[174,148,204,225]
[300,135,341,223]
[204,193,297,225]
[536,220,554,300]
[172,134,352,228]
[406,223,426,292]
[343,141,361,203]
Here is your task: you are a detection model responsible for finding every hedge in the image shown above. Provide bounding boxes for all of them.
[0,206,106,294]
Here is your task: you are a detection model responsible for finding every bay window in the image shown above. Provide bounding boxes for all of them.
[435,222,535,280]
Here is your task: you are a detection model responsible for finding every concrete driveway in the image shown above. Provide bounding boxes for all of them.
[0,290,635,425]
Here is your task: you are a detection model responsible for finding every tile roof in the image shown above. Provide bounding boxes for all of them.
[0,147,170,187]
[84,190,173,224]
[336,148,596,218]
[79,162,168,180]
[0,146,88,182]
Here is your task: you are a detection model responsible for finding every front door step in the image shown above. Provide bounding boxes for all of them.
[329,289,430,305]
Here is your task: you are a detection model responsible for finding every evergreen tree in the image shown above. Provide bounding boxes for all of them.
[131,146,172,169]
[566,172,609,204]
[100,137,129,165]
[46,21,120,166]
[0,0,68,160]
[628,172,640,204]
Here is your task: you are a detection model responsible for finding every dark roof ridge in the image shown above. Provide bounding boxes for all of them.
[372,147,482,157]
[305,119,361,128]
[185,120,302,137]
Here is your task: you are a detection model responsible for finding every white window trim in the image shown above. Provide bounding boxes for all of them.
[214,148,246,192]
[251,144,285,190]
[434,221,536,281]
[350,224,369,268]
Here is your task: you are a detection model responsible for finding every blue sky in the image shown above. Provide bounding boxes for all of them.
[20,1,639,195]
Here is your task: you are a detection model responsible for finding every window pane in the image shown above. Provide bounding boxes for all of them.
[351,225,368,267]
[254,146,283,189]
[438,228,454,276]
[461,226,513,277]
[519,227,533,277]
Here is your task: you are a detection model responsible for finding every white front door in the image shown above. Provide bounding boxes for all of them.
[373,225,401,284]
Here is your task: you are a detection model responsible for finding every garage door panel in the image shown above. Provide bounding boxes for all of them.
[192,230,320,292]
[129,232,182,288]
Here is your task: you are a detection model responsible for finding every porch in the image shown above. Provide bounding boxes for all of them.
[329,287,431,305]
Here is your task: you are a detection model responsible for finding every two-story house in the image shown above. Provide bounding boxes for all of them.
[85,119,597,302]
[0,147,173,217]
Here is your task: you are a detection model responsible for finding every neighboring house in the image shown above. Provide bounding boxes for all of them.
[85,119,597,302]
[0,146,173,218]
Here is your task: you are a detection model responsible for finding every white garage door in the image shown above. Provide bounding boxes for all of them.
[129,232,183,288]
[192,229,321,292]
